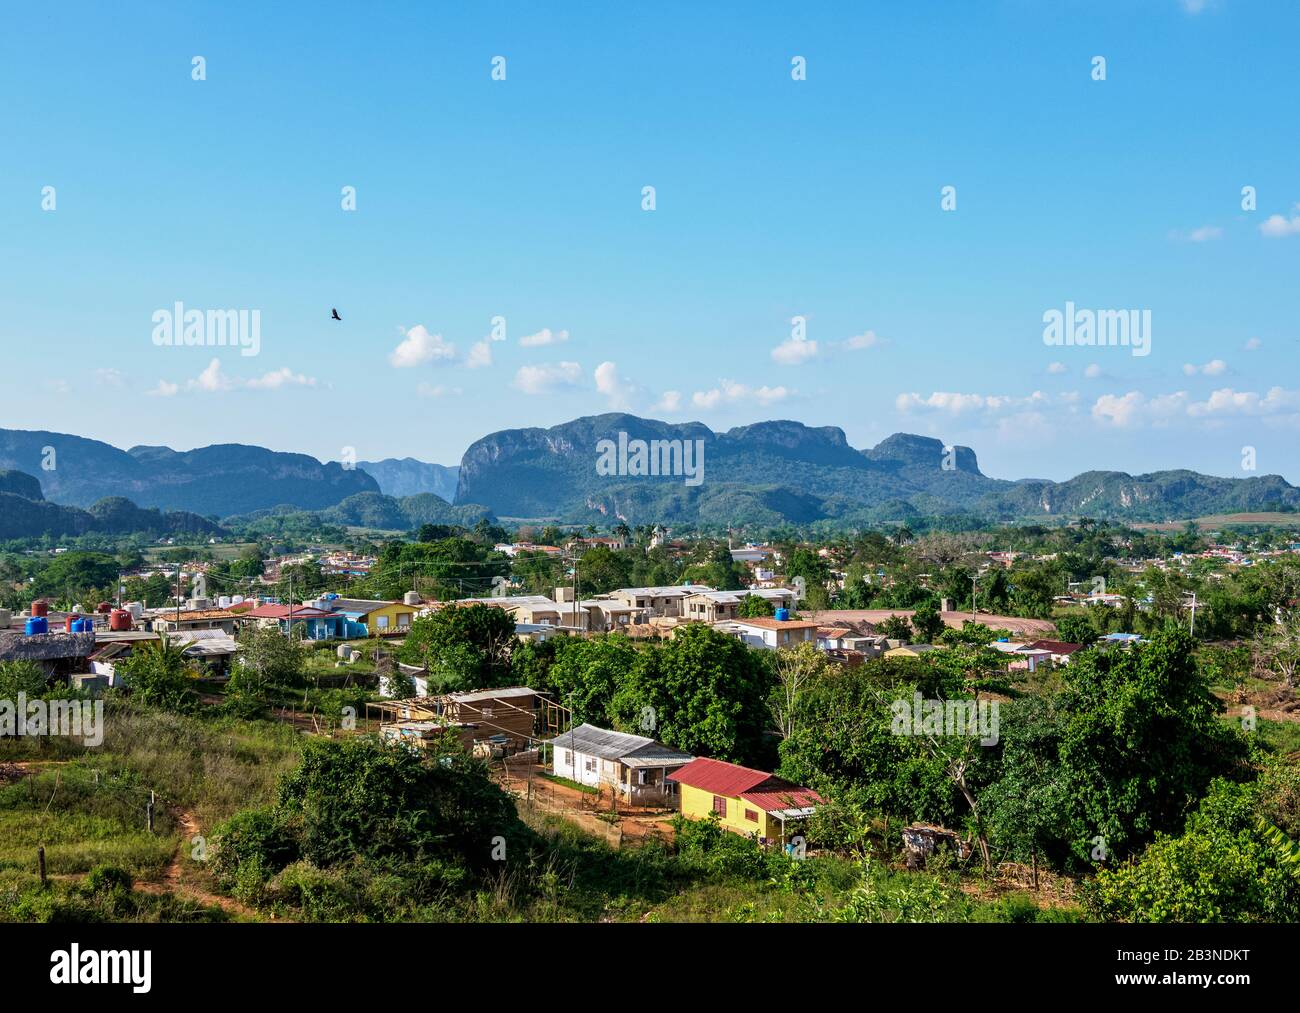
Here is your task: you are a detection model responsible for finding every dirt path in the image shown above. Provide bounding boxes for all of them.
[133,807,262,920]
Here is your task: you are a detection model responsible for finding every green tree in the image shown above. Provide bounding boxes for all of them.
[911,600,945,643]
[398,603,516,691]
[1091,768,1300,923]
[1053,611,1098,646]
[1055,625,1249,864]
[879,614,913,641]
[737,594,774,619]
[117,638,198,711]
[232,624,308,695]
[611,624,775,764]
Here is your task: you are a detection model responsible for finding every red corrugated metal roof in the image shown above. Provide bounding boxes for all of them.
[669,757,770,797]
[740,785,824,812]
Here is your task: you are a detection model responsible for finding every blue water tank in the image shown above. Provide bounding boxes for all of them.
[25,617,48,635]
[775,607,790,622]
[74,618,91,633]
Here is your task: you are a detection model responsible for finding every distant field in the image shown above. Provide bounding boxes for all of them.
[1133,512,1300,532]
[143,541,260,562]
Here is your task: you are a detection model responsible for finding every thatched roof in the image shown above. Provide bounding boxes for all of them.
[0,631,97,662]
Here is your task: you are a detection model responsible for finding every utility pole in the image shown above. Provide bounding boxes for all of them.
[571,548,579,632]
[1185,591,1198,637]
[972,575,977,622]
[175,563,182,629]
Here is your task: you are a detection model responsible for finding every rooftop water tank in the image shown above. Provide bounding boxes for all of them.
[26,617,48,635]
[231,595,244,605]
[218,596,232,609]
[110,609,133,632]
[31,601,49,618]
[65,615,79,632]
[775,607,790,622]
[403,591,421,606]
[96,602,112,613]
[125,602,145,620]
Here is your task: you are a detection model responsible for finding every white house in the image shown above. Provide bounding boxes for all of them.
[717,617,819,650]
[548,723,693,803]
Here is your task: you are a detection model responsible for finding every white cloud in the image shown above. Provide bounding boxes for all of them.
[692,379,789,409]
[465,340,493,369]
[94,368,126,387]
[594,361,635,409]
[246,367,317,390]
[1187,386,1300,418]
[1046,361,1067,374]
[1180,0,1210,12]
[771,334,818,365]
[1183,359,1228,376]
[1090,386,1300,427]
[44,379,71,395]
[1084,364,1103,379]
[1260,206,1300,238]
[1244,337,1262,351]
[841,330,883,351]
[151,358,317,396]
[389,325,455,368]
[194,358,229,391]
[895,391,1054,417]
[519,328,569,348]
[655,390,683,413]
[1171,225,1222,242]
[513,361,582,394]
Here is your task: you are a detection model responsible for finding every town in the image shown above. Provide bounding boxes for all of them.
[3,511,1299,925]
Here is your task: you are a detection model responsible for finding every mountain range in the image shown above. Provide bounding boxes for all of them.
[0,468,224,540]
[455,414,1300,526]
[356,458,459,501]
[0,429,378,516]
[2,418,1298,534]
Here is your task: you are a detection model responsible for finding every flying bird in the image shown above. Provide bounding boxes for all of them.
[331,308,342,321]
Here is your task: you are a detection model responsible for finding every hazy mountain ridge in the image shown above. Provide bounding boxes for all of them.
[0,429,379,515]
[0,473,224,540]
[356,458,459,501]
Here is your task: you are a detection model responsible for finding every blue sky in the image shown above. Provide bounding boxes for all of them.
[2,0,1298,484]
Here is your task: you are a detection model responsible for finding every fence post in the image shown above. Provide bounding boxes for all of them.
[38,846,47,887]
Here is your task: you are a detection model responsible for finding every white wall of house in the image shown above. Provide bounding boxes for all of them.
[554,746,603,787]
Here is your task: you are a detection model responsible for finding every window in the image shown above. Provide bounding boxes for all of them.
[585,758,596,773]
[712,795,727,816]
[563,750,572,765]
[745,809,759,823]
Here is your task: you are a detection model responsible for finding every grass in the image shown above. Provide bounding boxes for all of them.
[1256,718,1300,756]
[0,703,302,836]
[541,773,599,795]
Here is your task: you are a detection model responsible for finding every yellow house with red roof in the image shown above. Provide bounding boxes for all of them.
[670,756,822,847]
